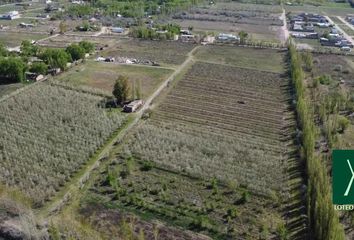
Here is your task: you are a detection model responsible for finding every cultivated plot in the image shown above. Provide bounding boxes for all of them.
[0,83,126,206]
[194,45,286,73]
[101,39,196,66]
[83,53,300,239]
[55,61,173,98]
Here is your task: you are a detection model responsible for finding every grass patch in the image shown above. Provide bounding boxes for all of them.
[0,32,47,47]
[194,45,286,73]
[55,61,173,99]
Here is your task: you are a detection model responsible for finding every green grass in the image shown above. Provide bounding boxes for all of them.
[285,3,354,16]
[55,61,173,100]
[0,32,47,47]
[339,24,354,36]
[295,38,322,48]
[194,45,286,73]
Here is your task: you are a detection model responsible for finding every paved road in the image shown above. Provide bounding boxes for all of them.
[326,16,354,46]
[38,45,200,219]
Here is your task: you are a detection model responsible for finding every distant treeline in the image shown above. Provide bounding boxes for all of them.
[0,41,95,84]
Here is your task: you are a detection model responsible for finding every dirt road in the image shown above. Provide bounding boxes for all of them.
[37,45,199,219]
[279,6,289,43]
[325,16,354,46]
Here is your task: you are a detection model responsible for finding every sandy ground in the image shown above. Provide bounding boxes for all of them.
[279,6,289,43]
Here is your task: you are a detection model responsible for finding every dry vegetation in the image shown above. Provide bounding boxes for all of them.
[194,45,286,72]
[172,1,283,42]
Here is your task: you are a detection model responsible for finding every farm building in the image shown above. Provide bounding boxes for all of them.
[112,27,124,33]
[217,33,239,41]
[291,13,327,23]
[48,68,61,76]
[0,11,20,20]
[123,100,143,113]
[180,34,195,42]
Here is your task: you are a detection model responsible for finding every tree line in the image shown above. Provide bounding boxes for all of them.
[0,41,95,84]
[288,42,345,240]
[130,23,181,40]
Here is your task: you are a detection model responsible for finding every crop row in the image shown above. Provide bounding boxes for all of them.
[148,118,286,152]
[125,122,288,196]
[0,83,126,206]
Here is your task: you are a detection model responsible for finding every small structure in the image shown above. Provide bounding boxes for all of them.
[180,34,195,42]
[217,33,239,41]
[123,100,143,113]
[37,14,50,19]
[0,11,20,20]
[48,68,61,76]
[201,35,215,45]
[180,29,191,35]
[6,46,21,53]
[25,72,45,82]
[104,57,115,62]
[111,27,124,33]
[19,22,35,28]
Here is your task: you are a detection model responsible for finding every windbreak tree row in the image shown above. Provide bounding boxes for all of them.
[288,43,345,240]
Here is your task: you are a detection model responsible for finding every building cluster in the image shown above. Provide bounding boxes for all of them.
[290,13,330,40]
[290,12,353,50]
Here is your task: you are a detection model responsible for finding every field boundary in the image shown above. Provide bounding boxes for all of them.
[37,45,200,219]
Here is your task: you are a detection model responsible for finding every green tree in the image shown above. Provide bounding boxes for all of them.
[0,43,8,57]
[0,57,26,83]
[59,21,67,34]
[113,75,130,104]
[29,62,48,75]
[39,48,71,70]
[238,31,248,44]
[78,41,95,53]
[66,44,85,61]
[20,40,39,57]
[337,116,350,133]
[302,51,313,72]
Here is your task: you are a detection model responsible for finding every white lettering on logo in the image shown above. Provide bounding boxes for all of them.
[344,159,354,196]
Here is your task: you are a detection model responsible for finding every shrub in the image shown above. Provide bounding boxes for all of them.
[338,115,350,133]
[276,222,288,240]
[29,62,48,75]
[240,191,250,204]
[79,41,95,53]
[227,207,239,219]
[66,44,85,61]
[141,161,154,171]
[318,75,332,85]
[333,64,343,72]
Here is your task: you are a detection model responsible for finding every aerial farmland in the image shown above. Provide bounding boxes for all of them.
[0,0,353,239]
